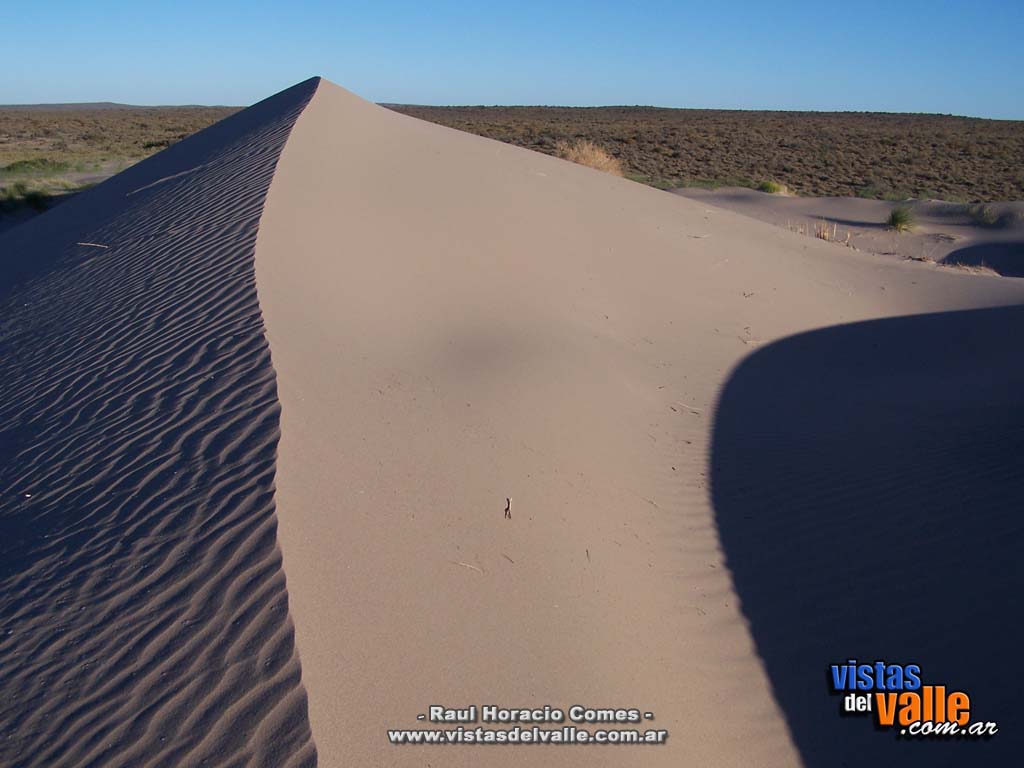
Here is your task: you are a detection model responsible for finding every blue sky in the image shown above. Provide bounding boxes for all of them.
[3,1,1022,118]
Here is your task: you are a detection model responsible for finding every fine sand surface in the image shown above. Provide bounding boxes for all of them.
[0,79,319,766]
[257,81,1024,766]
[3,76,1023,767]
[673,186,1024,277]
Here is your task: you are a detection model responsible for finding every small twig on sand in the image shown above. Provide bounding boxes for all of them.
[628,489,663,510]
[452,561,484,574]
[502,553,515,564]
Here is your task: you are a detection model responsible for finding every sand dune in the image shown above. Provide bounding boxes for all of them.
[673,186,1024,276]
[3,76,1023,767]
[0,79,319,767]
[256,81,1024,766]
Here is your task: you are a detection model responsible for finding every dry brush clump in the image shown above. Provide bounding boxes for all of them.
[967,203,1023,229]
[887,206,915,232]
[758,180,789,194]
[814,220,845,243]
[1,180,54,212]
[786,219,853,247]
[554,139,624,176]
[968,203,999,227]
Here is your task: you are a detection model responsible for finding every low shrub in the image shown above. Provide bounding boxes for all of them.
[555,139,624,176]
[887,205,915,232]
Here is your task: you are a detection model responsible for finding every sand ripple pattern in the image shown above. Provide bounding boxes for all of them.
[0,78,319,767]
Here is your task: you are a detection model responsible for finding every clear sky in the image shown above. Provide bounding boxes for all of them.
[2,1,1022,118]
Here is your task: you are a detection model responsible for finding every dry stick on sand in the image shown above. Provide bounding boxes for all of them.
[451,561,484,574]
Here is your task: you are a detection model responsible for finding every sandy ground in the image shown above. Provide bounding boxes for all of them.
[0,79,320,767]
[2,77,1023,767]
[672,186,1024,276]
[257,81,1024,767]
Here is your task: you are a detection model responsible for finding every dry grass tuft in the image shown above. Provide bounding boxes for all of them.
[787,219,852,247]
[1,180,54,212]
[887,205,915,233]
[815,220,852,245]
[758,180,789,194]
[555,139,624,176]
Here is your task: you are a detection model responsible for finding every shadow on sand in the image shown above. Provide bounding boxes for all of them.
[942,242,1024,278]
[816,216,889,230]
[711,305,1024,767]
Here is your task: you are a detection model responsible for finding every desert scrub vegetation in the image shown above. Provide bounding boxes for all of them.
[0,178,91,218]
[856,180,914,201]
[887,205,915,232]
[1,181,52,212]
[964,203,1022,228]
[968,204,999,227]
[786,219,853,247]
[757,180,787,194]
[2,158,71,175]
[0,105,237,179]
[390,104,1024,201]
[0,105,235,225]
[625,174,675,189]
[555,139,624,176]
[813,219,850,244]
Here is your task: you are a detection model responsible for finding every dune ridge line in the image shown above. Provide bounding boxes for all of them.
[3,73,1023,768]
[254,78,1024,767]
[0,77,322,767]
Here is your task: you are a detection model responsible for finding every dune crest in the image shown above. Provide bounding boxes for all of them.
[0,78,320,767]
[256,80,1024,766]
[4,75,1022,767]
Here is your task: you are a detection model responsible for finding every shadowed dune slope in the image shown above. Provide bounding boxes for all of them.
[0,78,319,766]
[255,81,1024,767]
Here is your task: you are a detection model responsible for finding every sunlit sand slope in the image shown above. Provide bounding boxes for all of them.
[256,80,1024,767]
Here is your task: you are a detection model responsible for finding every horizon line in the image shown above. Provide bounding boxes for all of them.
[1,99,1019,122]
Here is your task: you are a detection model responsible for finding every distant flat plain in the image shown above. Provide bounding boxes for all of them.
[392,105,1024,202]
[2,102,1022,232]
[0,104,239,229]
